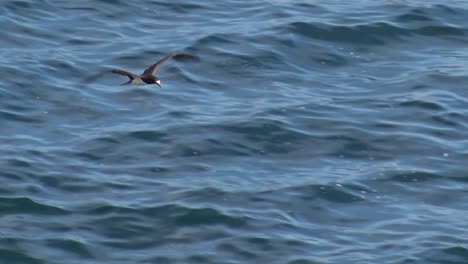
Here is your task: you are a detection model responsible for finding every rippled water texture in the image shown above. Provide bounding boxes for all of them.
[1,1,468,263]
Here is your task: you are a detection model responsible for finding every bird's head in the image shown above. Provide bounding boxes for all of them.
[155,78,162,88]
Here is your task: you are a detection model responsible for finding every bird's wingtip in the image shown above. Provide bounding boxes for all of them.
[173,53,198,60]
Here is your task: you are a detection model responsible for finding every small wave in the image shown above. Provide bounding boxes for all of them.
[284,21,409,45]
[152,2,207,13]
[398,100,446,111]
[396,4,463,22]
[414,25,465,36]
[171,118,311,157]
[380,171,442,183]
[45,238,93,258]
[191,33,237,46]
[0,248,44,264]
[127,130,169,142]
[0,197,69,215]
[83,203,250,235]
[416,246,468,263]
[0,110,42,124]
[281,183,366,203]
[280,19,466,46]
[396,8,435,22]
[174,207,248,227]
[396,10,434,23]
[431,113,463,127]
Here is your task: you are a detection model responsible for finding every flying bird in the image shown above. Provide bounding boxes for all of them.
[110,53,196,87]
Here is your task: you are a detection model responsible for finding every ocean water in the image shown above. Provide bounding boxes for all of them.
[1,0,468,263]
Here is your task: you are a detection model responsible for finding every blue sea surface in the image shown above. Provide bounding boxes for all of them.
[1,0,468,263]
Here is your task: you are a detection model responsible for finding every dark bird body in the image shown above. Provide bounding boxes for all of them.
[110,53,196,87]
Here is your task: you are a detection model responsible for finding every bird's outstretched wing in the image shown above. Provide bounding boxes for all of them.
[111,69,140,80]
[143,53,196,76]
